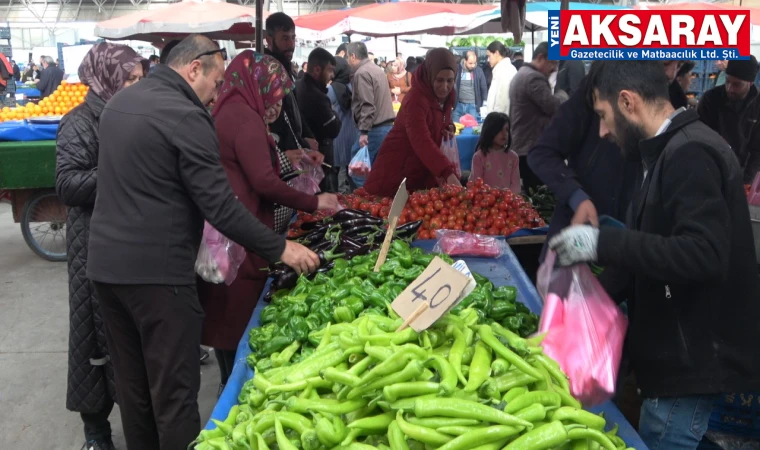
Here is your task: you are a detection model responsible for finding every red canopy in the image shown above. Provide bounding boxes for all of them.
[294,3,499,41]
[94,0,268,42]
[635,2,760,27]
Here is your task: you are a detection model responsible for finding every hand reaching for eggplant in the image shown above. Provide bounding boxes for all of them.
[280,240,320,275]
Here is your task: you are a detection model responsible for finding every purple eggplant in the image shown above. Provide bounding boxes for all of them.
[333,209,372,222]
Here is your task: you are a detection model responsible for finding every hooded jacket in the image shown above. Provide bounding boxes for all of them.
[265,49,315,151]
[597,109,760,398]
[364,60,456,197]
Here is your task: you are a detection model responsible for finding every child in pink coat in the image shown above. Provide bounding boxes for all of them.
[469,112,521,192]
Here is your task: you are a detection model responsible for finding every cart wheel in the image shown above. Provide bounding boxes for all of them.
[20,190,67,262]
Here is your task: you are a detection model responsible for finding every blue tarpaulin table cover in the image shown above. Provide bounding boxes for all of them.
[16,87,41,97]
[204,239,648,450]
[0,121,58,141]
[456,127,479,172]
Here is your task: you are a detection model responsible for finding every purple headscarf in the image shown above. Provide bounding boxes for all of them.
[78,42,148,102]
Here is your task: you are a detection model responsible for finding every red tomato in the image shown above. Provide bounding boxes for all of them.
[464,223,475,232]
[455,218,465,227]
[455,209,467,219]
[488,227,500,236]
[440,207,451,216]
[419,193,430,204]
[449,197,461,207]
[430,191,440,202]
[430,218,442,229]
[381,197,391,206]
[485,194,496,207]
[370,205,381,216]
[418,229,429,239]
[474,226,486,235]
[408,212,419,221]
[501,227,511,236]
[415,207,426,217]
[434,200,444,211]
[466,180,475,189]
[474,178,484,188]
[380,206,390,217]
[425,205,436,216]
[465,191,475,201]
[490,207,500,217]
[493,218,506,229]
[466,213,477,223]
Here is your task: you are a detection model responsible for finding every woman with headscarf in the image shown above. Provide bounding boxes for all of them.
[55,42,147,450]
[328,57,360,193]
[198,51,338,392]
[364,48,462,197]
[387,57,412,104]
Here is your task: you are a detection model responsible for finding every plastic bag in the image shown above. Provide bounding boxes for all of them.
[195,222,246,285]
[440,138,462,179]
[348,146,372,179]
[291,154,325,196]
[536,250,628,407]
[432,229,507,258]
[459,114,478,128]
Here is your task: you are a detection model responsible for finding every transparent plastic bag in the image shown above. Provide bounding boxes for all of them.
[195,222,246,285]
[536,250,628,407]
[291,154,325,196]
[432,229,507,258]
[348,146,371,179]
[440,138,462,179]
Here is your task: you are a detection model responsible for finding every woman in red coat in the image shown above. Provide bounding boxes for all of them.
[198,51,338,391]
[364,48,463,197]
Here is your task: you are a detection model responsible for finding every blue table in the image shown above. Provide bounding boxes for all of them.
[16,87,41,97]
[205,241,648,450]
[0,121,58,141]
[456,127,480,172]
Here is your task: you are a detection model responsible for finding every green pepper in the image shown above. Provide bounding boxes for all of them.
[302,316,321,333]
[394,265,424,281]
[391,239,411,256]
[368,290,391,309]
[380,259,401,275]
[261,335,293,356]
[490,301,518,321]
[333,258,350,271]
[333,306,356,323]
[291,277,311,296]
[260,305,280,325]
[352,263,372,278]
[493,286,518,302]
[368,271,386,286]
[340,296,365,315]
[349,286,370,304]
[290,302,309,317]
[414,253,435,266]
[503,315,524,332]
[288,317,309,342]
[330,287,351,301]
[271,289,290,303]
[274,307,291,327]
[313,273,331,285]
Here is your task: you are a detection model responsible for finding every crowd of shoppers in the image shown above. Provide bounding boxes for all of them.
[51,13,760,450]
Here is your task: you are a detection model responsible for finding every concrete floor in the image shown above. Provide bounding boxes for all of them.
[0,203,221,449]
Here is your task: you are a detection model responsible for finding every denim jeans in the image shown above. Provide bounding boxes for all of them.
[350,124,392,188]
[639,395,717,450]
[452,103,479,123]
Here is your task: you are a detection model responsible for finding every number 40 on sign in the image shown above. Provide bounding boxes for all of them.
[391,257,470,332]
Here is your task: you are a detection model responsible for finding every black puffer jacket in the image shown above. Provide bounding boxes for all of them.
[55,91,116,413]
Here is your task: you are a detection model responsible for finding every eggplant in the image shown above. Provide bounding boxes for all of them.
[344,224,383,238]
[270,269,299,291]
[311,239,337,252]
[333,209,372,222]
[344,245,372,259]
[397,220,423,234]
[339,235,363,250]
[338,217,383,229]
[298,226,329,243]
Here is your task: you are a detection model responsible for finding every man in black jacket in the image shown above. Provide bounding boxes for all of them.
[528,60,687,260]
[296,48,342,192]
[550,60,760,450]
[698,56,760,183]
[36,55,63,98]
[555,59,586,96]
[88,35,318,450]
[265,12,324,169]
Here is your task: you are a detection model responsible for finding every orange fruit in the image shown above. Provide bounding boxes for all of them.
[60,80,67,86]
[54,106,61,115]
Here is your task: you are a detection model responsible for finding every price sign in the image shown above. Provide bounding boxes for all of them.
[374,178,409,272]
[392,256,470,332]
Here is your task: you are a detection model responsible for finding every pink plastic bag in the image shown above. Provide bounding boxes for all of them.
[432,229,507,258]
[291,155,325,196]
[195,222,246,285]
[536,250,628,407]
[440,138,462,179]
[459,114,478,128]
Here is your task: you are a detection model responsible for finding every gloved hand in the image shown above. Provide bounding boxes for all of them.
[549,225,600,266]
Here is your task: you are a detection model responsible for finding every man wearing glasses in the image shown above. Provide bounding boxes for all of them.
[89,34,319,450]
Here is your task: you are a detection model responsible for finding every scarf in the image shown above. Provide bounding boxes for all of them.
[78,42,148,102]
[212,50,293,149]
[413,48,457,108]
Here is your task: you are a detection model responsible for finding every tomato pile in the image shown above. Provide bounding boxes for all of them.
[336,179,545,239]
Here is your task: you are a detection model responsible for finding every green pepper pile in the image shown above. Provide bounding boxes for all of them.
[248,241,539,368]
[194,307,635,450]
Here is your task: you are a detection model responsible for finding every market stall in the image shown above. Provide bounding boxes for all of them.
[201,238,648,449]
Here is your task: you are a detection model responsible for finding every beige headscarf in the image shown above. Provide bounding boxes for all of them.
[423,48,458,87]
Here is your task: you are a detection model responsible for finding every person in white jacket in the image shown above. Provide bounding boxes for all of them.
[486,41,517,115]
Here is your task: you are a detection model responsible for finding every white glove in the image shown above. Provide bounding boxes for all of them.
[549,225,600,266]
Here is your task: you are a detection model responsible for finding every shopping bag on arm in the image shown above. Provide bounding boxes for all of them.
[535,250,628,407]
[440,137,462,179]
[195,222,246,285]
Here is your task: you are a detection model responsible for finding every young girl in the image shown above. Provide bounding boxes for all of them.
[469,112,520,192]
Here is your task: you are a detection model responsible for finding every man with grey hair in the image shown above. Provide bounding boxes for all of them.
[36,54,63,98]
[89,34,319,450]
[345,41,395,186]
